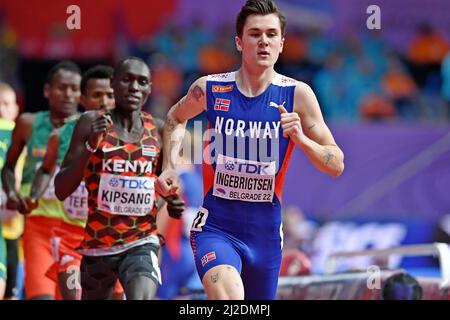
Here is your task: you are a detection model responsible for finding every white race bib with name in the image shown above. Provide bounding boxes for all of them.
[97,173,155,216]
[213,154,276,202]
[64,182,88,219]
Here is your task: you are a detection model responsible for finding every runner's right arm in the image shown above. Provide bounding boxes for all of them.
[1,113,34,213]
[55,111,111,200]
[153,117,185,219]
[156,76,207,197]
[27,129,60,207]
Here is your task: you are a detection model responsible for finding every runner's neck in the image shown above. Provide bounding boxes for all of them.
[235,67,276,97]
[110,110,144,143]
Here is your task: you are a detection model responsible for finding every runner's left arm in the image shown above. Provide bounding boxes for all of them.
[280,82,344,177]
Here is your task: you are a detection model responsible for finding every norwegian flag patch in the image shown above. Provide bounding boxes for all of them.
[214,98,230,112]
[142,145,157,157]
[201,251,217,266]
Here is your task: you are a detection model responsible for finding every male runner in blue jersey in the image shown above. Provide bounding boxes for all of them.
[156,0,344,300]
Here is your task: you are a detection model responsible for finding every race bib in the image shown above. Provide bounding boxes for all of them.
[97,173,155,216]
[64,181,88,219]
[36,163,59,200]
[213,154,276,202]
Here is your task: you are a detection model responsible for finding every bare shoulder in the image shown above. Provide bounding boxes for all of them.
[293,81,322,116]
[15,112,36,127]
[294,81,317,100]
[153,117,165,130]
[195,75,208,87]
[13,112,36,142]
[76,110,100,128]
[169,76,209,122]
[183,76,208,109]
[187,76,208,96]
[151,117,164,144]
[80,110,98,121]
[72,111,97,136]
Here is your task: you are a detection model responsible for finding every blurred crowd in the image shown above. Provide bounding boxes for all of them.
[2,18,450,123]
[1,7,450,299]
[134,20,450,123]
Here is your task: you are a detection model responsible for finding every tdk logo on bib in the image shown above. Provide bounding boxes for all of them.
[224,160,272,175]
[224,161,235,171]
[108,176,153,190]
[214,154,276,202]
[98,173,155,216]
[109,178,119,187]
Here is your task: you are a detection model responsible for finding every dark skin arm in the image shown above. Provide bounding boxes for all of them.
[153,117,164,177]
[1,113,35,213]
[54,110,112,200]
[22,128,61,212]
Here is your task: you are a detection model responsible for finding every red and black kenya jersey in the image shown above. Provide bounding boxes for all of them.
[80,112,161,250]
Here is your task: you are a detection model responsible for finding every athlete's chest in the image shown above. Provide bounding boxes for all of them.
[208,85,291,134]
[96,127,160,176]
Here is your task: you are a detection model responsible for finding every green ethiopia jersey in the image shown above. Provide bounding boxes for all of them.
[0,118,15,184]
[0,118,15,275]
[20,111,85,227]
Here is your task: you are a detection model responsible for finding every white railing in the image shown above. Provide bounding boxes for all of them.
[325,242,450,288]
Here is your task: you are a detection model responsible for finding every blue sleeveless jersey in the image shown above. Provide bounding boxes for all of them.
[194,71,297,239]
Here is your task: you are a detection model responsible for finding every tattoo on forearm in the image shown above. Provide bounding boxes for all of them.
[324,149,335,165]
[191,85,205,101]
[211,273,219,283]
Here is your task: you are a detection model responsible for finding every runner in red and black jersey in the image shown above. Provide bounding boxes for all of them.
[54,57,184,300]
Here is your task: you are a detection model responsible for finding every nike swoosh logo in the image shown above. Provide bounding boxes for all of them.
[102,146,124,153]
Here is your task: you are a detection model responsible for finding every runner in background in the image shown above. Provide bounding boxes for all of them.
[0,82,25,300]
[55,57,184,300]
[1,61,82,300]
[28,65,124,299]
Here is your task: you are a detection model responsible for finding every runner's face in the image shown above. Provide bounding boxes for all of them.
[0,89,18,121]
[81,78,115,111]
[112,61,151,112]
[45,69,81,117]
[236,14,284,69]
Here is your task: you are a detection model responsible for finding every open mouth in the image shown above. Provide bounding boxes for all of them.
[257,51,270,58]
